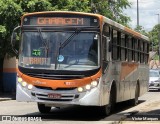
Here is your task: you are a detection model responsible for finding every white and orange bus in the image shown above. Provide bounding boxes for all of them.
[11,11,149,115]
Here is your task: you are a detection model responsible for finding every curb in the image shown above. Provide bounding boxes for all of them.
[0,98,12,101]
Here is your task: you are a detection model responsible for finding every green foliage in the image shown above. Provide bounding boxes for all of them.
[134,25,148,36]
[49,0,131,26]
[0,25,6,57]
[90,0,131,26]
[148,24,160,51]
[0,25,6,39]
[15,0,52,12]
[0,0,23,58]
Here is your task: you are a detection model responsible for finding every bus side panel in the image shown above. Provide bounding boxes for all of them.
[138,64,149,96]
[101,61,112,106]
[101,61,123,105]
[120,62,149,102]
[101,61,149,105]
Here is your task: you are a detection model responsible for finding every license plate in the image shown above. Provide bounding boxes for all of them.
[48,93,61,99]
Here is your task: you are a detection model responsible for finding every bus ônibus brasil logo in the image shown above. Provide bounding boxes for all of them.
[33,80,46,85]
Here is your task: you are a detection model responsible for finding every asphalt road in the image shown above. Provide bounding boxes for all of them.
[0,91,160,123]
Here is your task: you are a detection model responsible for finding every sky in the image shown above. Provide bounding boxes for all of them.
[124,0,160,31]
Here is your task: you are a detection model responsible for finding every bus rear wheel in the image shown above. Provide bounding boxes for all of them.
[129,84,139,106]
[37,103,51,113]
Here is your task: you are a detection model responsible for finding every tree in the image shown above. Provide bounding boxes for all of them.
[90,0,131,26]
[0,0,23,91]
[15,0,52,12]
[134,25,148,36]
[48,0,131,26]
[148,24,160,52]
[48,0,91,12]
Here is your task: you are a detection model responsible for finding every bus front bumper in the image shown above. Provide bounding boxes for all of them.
[16,83,101,106]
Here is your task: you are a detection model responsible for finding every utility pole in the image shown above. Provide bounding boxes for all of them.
[156,14,160,66]
[151,34,154,51]
[137,0,139,26]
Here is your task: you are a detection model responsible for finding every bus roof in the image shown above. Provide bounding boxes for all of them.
[22,11,102,20]
[102,16,149,42]
[22,11,149,42]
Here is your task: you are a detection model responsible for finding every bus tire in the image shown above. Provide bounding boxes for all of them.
[101,84,116,116]
[37,103,51,113]
[129,83,139,106]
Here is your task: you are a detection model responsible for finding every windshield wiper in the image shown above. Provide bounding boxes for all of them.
[38,28,49,57]
[60,29,81,49]
[55,28,81,69]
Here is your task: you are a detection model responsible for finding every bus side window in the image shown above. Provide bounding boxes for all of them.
[103,24,110,37]
[138,39,140,62]
[120,33,125,61]
[125,35,128,61]
[144,42,148,63]
[102,24,110,61]
[112,29,118,60]
[128,36,132,62]
[102,36,107,61]
[132,38,135,62]
[140,40,144,63]
[135,39,139,62]
[121,33,126,61]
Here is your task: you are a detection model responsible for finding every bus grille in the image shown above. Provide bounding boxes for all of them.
[32,92,79,102]
[38,98,72,102]
[35,86,77,91]
[27,73,84,80]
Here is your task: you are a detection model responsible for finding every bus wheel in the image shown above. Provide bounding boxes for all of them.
[37,103,51,113]
[129,84,139,106]
[101,86,116,116]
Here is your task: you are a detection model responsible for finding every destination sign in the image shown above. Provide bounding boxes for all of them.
[37,17,84,25]
[22,15,99,26]
[23,57,51,65]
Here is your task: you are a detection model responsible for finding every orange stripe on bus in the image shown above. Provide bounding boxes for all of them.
[17,68,102,89]
[120,62,138,81]
[124,27,141,38]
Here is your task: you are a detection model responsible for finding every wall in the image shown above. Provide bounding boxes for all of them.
[3,56,17,92]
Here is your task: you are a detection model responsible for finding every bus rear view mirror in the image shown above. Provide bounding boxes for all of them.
[11,26,21,54]
[11,32,16,46]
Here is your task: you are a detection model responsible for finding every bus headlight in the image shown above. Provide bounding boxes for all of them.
[22,81,27,87]
[77,79,99,92]
[17,77,34,90]
[78,87,83,92]
[85,84,91,90]
[18,78,23,83]
[28,84,33,90]
[91,80,98,87]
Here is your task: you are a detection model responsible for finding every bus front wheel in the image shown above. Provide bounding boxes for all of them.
[37,103,51,113]
[101,85,116,116]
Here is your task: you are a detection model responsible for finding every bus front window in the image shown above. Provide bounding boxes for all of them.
[19,31,99,71]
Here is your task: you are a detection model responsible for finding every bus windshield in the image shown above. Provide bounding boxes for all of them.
[19,31,99,71]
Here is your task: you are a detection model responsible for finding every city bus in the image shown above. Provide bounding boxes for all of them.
[11,11,149,115]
